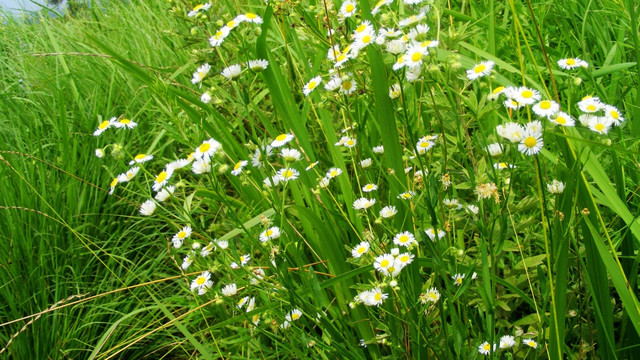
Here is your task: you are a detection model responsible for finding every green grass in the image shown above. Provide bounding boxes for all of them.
[1,0,640,358]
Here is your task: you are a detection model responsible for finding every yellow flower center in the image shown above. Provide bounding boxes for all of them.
[308,81,317,90]
[282,170,294,178]
[120,119,131,124]
[456,278,463,284]
[397,55,404,64]
[357,247,366,254]
[330,170,338,177]
[365,185,374,190]
[427,293,437,300]
[555,116,566,124]
[411,52,422,62]
[399,235,408,243]
[110,178,118,187]
[156,171,168,183]
[234,162,242,170]
[586,104,597,112]
[611,110,619,119]
[178,231,187,239]
[483,344,491,350]
[474,64,486,73]
[193,4,204,11]
[134,154,146,160]
[388,266,396,273]
[196,277,206,285]
[400,255,409,262]
[362,35,371,44]
[199,143,211,153]
[374,293,382,301]
[341,81,352,90]
[539,101,551,109]
[420,141,430,148]
[521,90,533,98]
[215,30,224,39]
[566,58,576,65]
[493,86,505,94]
[98,120,110,129]
[356,24,366,32]
[524,136,537,148]
[345,4,354,12]
[265,230,273,237]
[595,123,605,132]
[380,260,389,267]
[245,12,256,19]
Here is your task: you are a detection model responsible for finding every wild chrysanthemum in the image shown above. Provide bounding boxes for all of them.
[493,162,515,170]
[466,61,494,80]
[476,182,498,201]
[603,105,624,125]
[187,3,211,17]
[485,143,503,157]
[422,287,441,304]
[276,168,300,182]
[397,191,416,200]
[558,57,587,70]
[351,241,370,258]
[192,158,212,174]
[496,122,525,143]
[231,160,248,176]
[326,167,343,179]
[523,339,538,348]
[452,273,465,286]
[93,117,116,136]
[191,271,213,295]
[259,226,281,242]
[399,12,426,27]
[338,76,357,95]
[362,183,378,192]
[532,100,560,117]
[113,118,137,129]
[360,158,373,168]
[371,0,393,14]
[191,63,211,84]
[167,158,191,172]
[108,178,118,195]
[404,45,428,68]
[374,254,395,274]
[237,296,249,309]
[181,252,194,270]
[478,341,493,355]
[425,227,445,241]
[221,64,242,80]
[209,26,230,47]
[252,145,273,167]
[152,169,173,192]
[305,161,319,171]
[154,185,175,202]
[416,136,436,154]
[549,112,575,127]
[280,148,301,162]
[195,138,221,160]
[117,167,140,183]
[238,12,263,24]
[172,226,192,248]
[353,197,376,210]
[514,86,541,105]
[359,288,388,306]
[129,153,153,165]
[499,335,516,349]
[271,133,294,148]
[547,179,565,194]
[518,130,544,156]
[339,0,357,18]
[372,145,384,154]
[286,308,303,322]
[578,96,603,113]
[200,91,211,103]
[303,76,322,96]
[588,116,612,135]
[379,205,397,218]
[406,65,422,82]
[396,252,415,267]
[393,231,416,247]
[247,59,269,72]
[221,283,237,297]
[200,241,215,257]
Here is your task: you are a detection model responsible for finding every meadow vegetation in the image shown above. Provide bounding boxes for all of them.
[1,0,640,358]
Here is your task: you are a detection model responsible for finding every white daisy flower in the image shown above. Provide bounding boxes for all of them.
[485,143,503,157]
[549,111,575,127]
[372,145,384,154]
[603,105,623,125]
[425,227,445,241]
[259,226,281,242]
[221,64,242,80]
[379,205,397,218]
[187,3,211,17]
[221,283,237,297]
[280,148,301,162]
[247,59,269,72]
[588,116,612,135]
[518,129,544,156]
[155,185,175,202]
[351,241,370,258]
[152,169,173,192]
[466,60,494,80]
[353,197,376,210]
[532,100,560,117]
[139,199,156,216]
[362,183,378,192]
[557,57,587,70]
[577,96,603,113]
[303,76,322,96]
[192,158,212,174]
[209,26,230,47]
[93,117,116,136]
[393,231,416,247]
[172,226,192,248]
[194,138,221,160]
[514,86,541,105]
[277,168,300,182]
[339,0,357,18]
[360,158,373,168]
[190,271,213,295]
[191,63,211,84]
